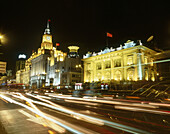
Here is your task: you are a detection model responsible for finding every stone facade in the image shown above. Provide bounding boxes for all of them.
[82,40,157,83]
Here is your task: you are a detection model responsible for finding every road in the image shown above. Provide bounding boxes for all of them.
[0,90,170,134]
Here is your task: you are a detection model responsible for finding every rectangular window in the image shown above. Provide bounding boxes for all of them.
[72,74,76,77]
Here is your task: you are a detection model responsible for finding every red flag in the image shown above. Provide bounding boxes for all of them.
[107,32,112,38]
[56,43,60,46]
[48,19,51,22]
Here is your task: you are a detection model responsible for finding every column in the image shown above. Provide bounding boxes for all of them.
[101,58,104,81]
[111,58,113,79]
[83,63,87,82]
[137,52,143,80]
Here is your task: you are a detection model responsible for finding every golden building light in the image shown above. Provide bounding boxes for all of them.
[82,40,157,83]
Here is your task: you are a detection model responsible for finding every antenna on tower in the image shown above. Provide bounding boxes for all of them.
[47,19,51,28]
[44,19,51,35]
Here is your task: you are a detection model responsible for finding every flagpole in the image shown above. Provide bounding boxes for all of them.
[106,32,108,47]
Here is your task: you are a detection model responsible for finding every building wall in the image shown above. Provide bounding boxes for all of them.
[46,51,82,87]
[16,60,25,72]
[82,44,157,83]
[0,61,7,74]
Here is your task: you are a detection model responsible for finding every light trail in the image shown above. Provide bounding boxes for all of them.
[148,102,170,107]
[25,93,151,134]
[114,105,170,115]
[10,93,104,133]
[26,93,104,126]
[64,99,99,106]
[0,94,83,134]
[45,93,159,109]
[0,92,153,133]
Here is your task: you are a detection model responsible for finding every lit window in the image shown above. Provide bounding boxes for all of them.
[127,56,133,65]
[96,63,101,70]
[151,59,153,66]
[127,70,134,80]
[105,61,111,69]
[115,70,121,80]
[114,59,121,67]
[144,57,147,64]
[145,70,148,81]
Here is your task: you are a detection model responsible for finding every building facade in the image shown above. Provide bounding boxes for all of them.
[46,46,82,88]
[82,40,157,83]
[0,61,6,74]
[16,54,26,72]
[16,20,82,89]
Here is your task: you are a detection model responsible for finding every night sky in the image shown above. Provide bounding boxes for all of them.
[0,0,170,72]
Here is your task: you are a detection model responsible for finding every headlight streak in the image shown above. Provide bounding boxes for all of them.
[3,92,104,134]
[45,93,158,109]
[26,93,104,126]
[64,99,98,106]
[43,110,100,134]
[0,94,83,134]
[148,102,170,107]
[114,105,170,115]
[24,94,150,134]
[1,92,152,134]
[27,93,70,112]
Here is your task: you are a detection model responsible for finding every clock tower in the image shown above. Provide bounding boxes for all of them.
[41,20,53,50]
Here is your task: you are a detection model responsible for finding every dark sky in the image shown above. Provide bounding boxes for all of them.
[0,0,170,71]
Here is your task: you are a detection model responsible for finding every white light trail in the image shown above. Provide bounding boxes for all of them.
[0,94,83,134]
[0,92,151,134]
[46,93,159,109]
[114,105,170,115]
[25,94,150,134]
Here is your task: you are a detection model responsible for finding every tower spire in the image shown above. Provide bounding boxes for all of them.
[44,19,51,35]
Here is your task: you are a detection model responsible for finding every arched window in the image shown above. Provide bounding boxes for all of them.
[151,71,155,81]
[105,72,110,80]
[96,63,102,70]
[127,70,134,80]
[105,61,111,69]
[127,67,134,81]
[145,70,148,81]
[96,72,101,81]
[115,70,121,80]
[127,56,133,65]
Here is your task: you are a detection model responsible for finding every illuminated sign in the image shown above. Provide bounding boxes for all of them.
[18,54,26,59]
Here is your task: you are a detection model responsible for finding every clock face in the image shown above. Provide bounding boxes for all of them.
[46,36,51,40]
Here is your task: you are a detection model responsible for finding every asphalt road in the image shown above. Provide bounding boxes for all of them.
[0,91,170,134]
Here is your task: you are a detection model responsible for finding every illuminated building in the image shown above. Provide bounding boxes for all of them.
[0,61,6,74]
[82,40,157,83]
[16,54,26,72]
[16,20,82,89]
[29,20,54,88]
[16,58,31,86]
[46,45,82,88]
[16,20,53,88]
